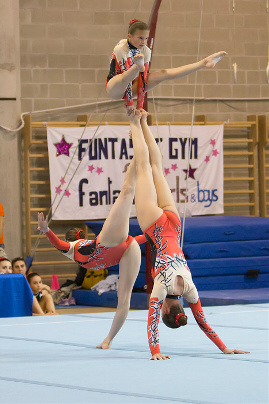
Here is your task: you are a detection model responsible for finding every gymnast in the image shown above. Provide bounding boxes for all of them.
[128,109,249,360]
[106,19,227,111]
[38,158,145,348]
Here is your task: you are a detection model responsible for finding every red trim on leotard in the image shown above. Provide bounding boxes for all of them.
[148,296,163,355]
[189,299,227,351]
[133,234,147,245]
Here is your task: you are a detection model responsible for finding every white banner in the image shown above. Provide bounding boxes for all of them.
[47,125,223,220]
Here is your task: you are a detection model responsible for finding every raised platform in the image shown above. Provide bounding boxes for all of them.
[83,216,269,304]
[196,288,269,306]
[72,289,148,309]
[183,215,269,290]
[72,287,269,308]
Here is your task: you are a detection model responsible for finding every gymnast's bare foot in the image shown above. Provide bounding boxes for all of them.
[140,109,148,121]
[126,107,142,121]
[203,51,227,68]
[96,337,112,350]
[126,105,136,116]
[134,54,145,72]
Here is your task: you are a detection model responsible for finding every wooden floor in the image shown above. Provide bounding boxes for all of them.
[55,306,117,315]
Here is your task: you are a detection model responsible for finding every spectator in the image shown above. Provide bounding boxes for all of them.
[12,257,51,293]
[27,272,56,315]
[0,257,12,274]
[12,257,27,276]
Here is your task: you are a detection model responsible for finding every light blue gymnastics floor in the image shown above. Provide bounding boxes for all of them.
[0,304,268,404]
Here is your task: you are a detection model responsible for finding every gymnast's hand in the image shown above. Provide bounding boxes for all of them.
[37,212,49,233]
[203,51,227,68]
[127,108,142,122]
[149,353,171,360]
[223,348,250,354]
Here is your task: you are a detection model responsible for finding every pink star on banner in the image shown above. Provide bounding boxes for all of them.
[210,139,216,146]
[164,168,170,175]
[88,164,95,173]
[54,135,73,157]
[96,167,103,175]
[183,165,197,180]
[55,185,62,195]
[64,189,71,197]
[60,177,66,185]
[171,164,178,171]
[212,149,219,157]
[205,156,210,163]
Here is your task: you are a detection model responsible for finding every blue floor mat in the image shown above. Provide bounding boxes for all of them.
[0,304,268,403]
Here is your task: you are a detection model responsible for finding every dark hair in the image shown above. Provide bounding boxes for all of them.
[0,257,11,264]
[27,272,41,283]
[65,227,85,242]
[128,19,149,35]
[162,303,188,329]
[12,257,25,267]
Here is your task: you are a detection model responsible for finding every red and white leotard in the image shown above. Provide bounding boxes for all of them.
[144,211,227,356]
[106,39,151,109]
[45,229,146,270]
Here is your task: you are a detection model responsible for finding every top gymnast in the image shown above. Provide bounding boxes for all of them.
[128,109,249,360]
[106,19,227,112]
[38,158,145,348]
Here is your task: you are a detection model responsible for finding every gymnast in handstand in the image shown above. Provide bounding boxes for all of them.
[38,158,145,348]
[128,109,249,360]
[106,19,227,111]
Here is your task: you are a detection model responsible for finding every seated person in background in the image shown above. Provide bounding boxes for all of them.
[0,257,12,274]
[27,272,56,315]
[12,257,27,276]
[12,257,51,293]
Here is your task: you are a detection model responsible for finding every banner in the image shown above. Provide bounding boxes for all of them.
[47,125,223,220]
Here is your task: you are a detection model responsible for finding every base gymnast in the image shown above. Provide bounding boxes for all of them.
[128,109,249,360]
[38,158,145,348]
[106,19,227,111]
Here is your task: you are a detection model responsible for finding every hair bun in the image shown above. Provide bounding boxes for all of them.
[75,230,82,240]
[129,19,139,26]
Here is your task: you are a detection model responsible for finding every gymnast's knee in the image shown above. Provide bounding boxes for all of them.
[120,182,135,198]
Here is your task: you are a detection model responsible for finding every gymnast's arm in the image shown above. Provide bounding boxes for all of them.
[37,212,70,252]
[187,291,249,354]
[32,295,45,316]
[147,281,170,360]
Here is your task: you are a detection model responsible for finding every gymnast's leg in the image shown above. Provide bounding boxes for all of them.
[145,51,227,92]
[139,110,179,217]
[128,110,163,231]
[106,55,145,100]
[98,157,136,247]
[96,239,141,349]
